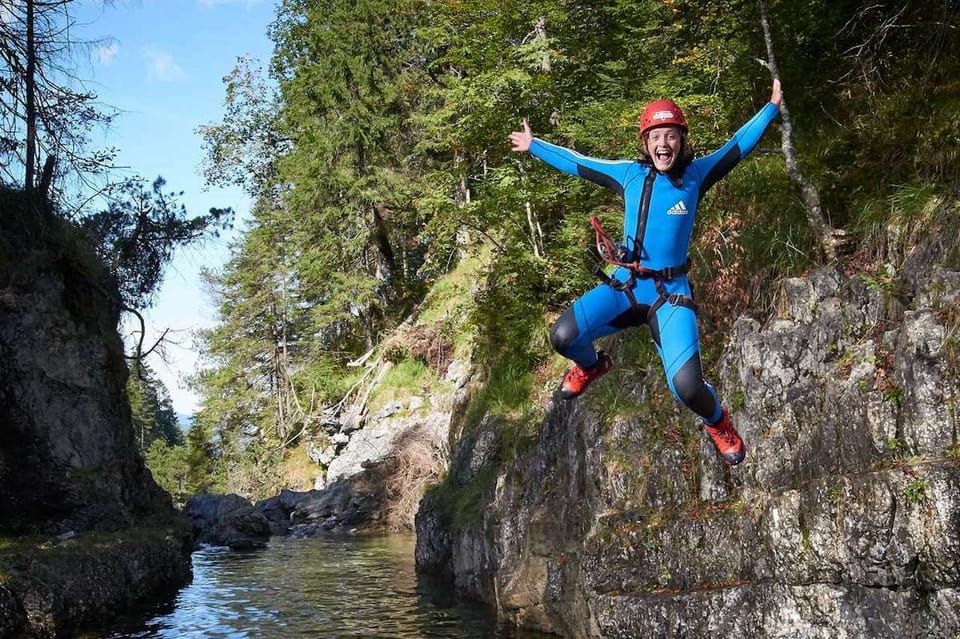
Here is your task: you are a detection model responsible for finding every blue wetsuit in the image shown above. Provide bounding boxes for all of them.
[530,102,779,423]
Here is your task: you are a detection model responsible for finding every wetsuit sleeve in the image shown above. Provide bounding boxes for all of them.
[529,138,633,196]
[691,101,780,197]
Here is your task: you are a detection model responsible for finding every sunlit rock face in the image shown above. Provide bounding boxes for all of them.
[0,207,173,534]
[418,260,960,638]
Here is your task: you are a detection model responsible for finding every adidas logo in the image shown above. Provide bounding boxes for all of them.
[667,200,688,216]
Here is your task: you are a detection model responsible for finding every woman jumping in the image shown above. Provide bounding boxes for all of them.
[508,80,783,465]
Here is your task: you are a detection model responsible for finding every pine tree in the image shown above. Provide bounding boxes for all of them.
[273,0,432,343]
[0,0,116,192]
[127,360,183,451]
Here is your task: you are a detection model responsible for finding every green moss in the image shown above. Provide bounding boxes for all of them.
[424,465,501,532]
[419,252,482,314]
[885,437,906,459]
[464,360,536,424]
[827,483,844,506]
[0,524,190,572]
[729,390,747,412]
[451,466,500,528]
[881,384,903,408]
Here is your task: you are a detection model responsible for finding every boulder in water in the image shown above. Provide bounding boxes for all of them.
[185,493,271,550]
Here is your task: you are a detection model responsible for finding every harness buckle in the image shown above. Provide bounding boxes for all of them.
[593,261,634,291]
[609,274,634,292]
[631,258,691,282]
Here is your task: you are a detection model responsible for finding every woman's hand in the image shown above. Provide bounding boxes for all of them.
[509,119,533,152]
[770,78,783,107]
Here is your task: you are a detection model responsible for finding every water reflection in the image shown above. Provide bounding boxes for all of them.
[99,535,553,638]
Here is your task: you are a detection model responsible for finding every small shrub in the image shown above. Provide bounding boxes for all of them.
[904,479,929,505]
[827,483,844,506]
[881,385,903,408]
[729,390,746,412]
[885,437,906,459]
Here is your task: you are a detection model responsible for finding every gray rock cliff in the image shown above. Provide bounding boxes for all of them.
[0,200,192,637]
[416,261,960,637]
[0,206,172,534]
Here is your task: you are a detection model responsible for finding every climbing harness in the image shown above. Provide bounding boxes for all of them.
[589,213,697,320]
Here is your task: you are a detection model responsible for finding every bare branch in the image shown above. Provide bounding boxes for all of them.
[122,304,171,361]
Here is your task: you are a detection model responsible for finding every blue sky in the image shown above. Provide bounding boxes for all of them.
[74,0,278,414]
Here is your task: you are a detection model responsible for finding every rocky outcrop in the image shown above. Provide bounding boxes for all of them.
[416,263,960,637]
[255,405,458,535]
[325,402,450,487]
[272,320,471,534]
[236,392,455,540]
[0,197,192,637]
[256,483,382,536]
[186,493,272,549]
[0,525,192,639]
[0,204,172,534]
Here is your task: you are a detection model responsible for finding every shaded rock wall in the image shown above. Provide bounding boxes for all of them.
[0,205,171,535]
[0,199,192,637]
[417,262,960,638]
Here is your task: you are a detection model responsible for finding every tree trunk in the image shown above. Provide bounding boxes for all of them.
[757,0,844,261]
[25,0,37,192]
[38,154,56,198]
[371,204,397,277]
[522,17,549,257]
[533,16,551,73]
[525,201,544,259]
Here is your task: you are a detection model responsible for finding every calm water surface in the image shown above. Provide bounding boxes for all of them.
[98,534,553,638]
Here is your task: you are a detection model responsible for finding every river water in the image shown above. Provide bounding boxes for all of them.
[96,534,554,638]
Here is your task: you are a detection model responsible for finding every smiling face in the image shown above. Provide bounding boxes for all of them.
[644,125,684,172]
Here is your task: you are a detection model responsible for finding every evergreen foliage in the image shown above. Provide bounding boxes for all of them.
[192,0,960,497]
[127,360,183,450]
[81,177,233,309]
[143,439,190,505]
[126,360,192,503]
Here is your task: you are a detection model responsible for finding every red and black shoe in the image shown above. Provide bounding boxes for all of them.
[559,351,613,400]
[704,409,746,465]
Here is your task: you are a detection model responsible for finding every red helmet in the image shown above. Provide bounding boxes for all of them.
[639,99,687,136]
